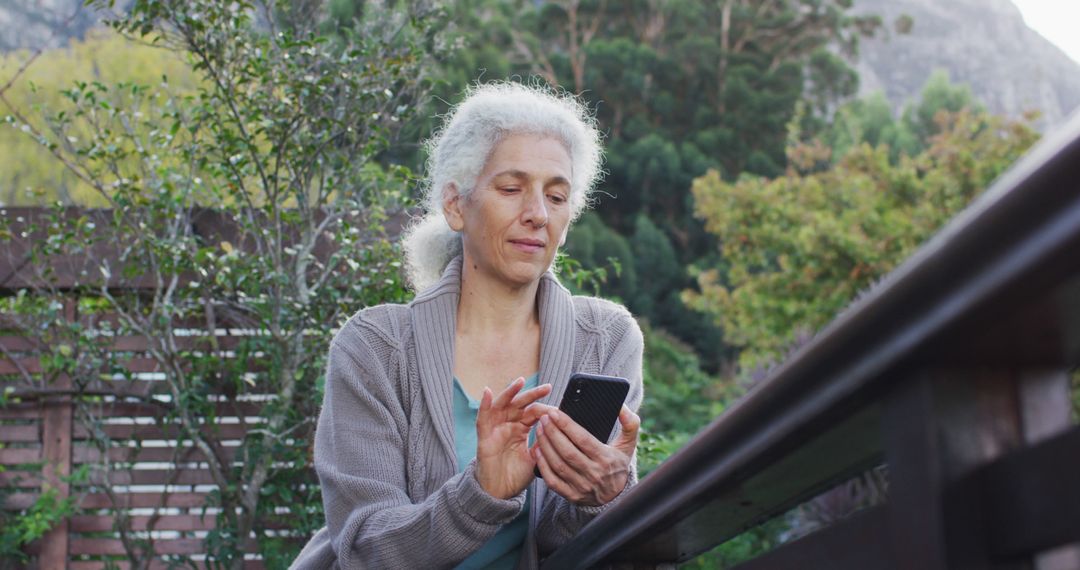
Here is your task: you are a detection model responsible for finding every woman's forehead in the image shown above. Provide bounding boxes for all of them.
[481,134,573,181]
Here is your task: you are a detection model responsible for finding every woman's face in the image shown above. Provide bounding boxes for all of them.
[445,132,573,289]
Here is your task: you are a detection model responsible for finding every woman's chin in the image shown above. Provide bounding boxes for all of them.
[499,262,549,288]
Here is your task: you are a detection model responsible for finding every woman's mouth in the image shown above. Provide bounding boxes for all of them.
[509,238,546,253]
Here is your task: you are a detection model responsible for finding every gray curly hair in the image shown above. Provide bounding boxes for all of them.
[401,81,604,291]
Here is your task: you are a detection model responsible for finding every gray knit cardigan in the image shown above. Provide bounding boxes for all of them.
[290,256,644,569]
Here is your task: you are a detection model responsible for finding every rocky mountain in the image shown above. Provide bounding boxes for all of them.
[0,0,103,52]
[852,0,1080,130]
[4,0,1079,129]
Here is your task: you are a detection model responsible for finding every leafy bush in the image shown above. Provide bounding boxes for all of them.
[1,0,441,565]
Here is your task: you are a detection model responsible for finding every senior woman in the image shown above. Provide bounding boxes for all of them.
[292,82,644,569]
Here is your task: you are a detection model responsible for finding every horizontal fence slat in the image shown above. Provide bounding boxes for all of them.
[73,444,241,463]
[0,356,163,375]
[2,359,270,378]
[74,423,252,441]
[3,468,218,487]
[0,424,38,442]
[0,405,42,419]
[69,561,267,570]
[79,401,265,418]
[5,491,215,510]
[81,379,275,396]
[0,471,45,488]
[68,514,290,532]
[70,537,203,556]
[0,336,41,351]
[96,469,219,487]
[70,537,260,555]
[107,335,248,351]
[0,447,41,463]
[0,334,251,352]
[79,491,213,509]
[70,514,218,532]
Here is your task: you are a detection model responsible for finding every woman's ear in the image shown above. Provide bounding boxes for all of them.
[442,183,465,232]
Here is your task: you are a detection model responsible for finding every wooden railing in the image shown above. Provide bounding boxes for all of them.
[544,111,1080,569]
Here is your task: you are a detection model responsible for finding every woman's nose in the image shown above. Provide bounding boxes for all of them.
[522,188,548,228]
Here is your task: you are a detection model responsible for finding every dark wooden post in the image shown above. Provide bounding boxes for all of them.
[39,298,75,568]
[884,368,1076,570]
[1017,371,1080,570]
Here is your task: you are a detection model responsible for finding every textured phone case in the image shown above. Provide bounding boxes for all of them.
[558,373,630,444]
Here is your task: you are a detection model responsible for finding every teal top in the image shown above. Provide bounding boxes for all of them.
[452,373,539,570]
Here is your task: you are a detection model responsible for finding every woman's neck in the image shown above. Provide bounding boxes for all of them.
[456,259,541,338]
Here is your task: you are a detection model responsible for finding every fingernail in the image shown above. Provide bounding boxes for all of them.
[541,415,551,426]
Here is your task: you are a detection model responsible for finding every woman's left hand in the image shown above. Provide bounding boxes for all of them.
[531,405,641,507]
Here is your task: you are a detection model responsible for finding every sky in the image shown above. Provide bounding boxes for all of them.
[1011,0,1080,64]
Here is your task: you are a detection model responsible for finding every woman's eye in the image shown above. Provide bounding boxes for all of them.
[548,194,567,204]
[500,187,521,193]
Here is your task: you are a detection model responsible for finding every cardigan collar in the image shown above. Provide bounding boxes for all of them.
[409,255,578,465]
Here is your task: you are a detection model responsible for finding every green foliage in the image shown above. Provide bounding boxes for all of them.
[564,212,637,302]
[640,325,728,436]
[627,215,680,316]
[0,463,86,567]
[636,429,690,478]
[682,518,788,570]
[566,212,732,370]
[686,104,1039,368]
[0,29,202,205]
[1,0,438,565]
[554,251,621,297]
[903,69,983,143]
[820,70,985,164]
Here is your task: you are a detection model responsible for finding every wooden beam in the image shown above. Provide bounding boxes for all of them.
[730,506,890,570]
[38,299,75,568]
[881,369,1075,570]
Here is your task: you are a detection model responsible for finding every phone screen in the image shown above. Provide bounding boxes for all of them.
[558,373,630,444]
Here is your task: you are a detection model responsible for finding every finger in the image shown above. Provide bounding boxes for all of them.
[612,406,641,454]
[519,403,559,426]
[540,414,592,468]
[491,377,525,409]
[475,387,495,430]
[548,409,606,456]
[533,443,581,502]
[509,383,552,409]
[536,418,590,491]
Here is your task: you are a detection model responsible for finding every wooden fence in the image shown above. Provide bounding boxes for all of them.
[0,206,406,567]
[1,299,280,568]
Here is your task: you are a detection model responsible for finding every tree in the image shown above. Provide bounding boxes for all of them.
[1,0,438,566]
[419,0,881,368]
[0,29,202,205]
[685,106,1038,369]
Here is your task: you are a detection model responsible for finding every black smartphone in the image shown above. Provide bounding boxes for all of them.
[535,373,630,478]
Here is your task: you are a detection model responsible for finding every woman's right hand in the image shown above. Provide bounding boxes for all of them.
[474,377,555,500]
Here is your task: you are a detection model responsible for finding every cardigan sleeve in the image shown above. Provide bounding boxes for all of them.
[312,325,526,569]
[534,309,645,555]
